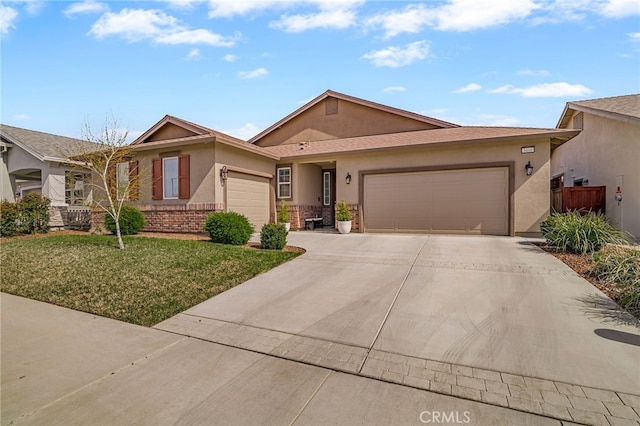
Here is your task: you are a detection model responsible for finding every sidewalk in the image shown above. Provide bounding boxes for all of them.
[2,293,557,426]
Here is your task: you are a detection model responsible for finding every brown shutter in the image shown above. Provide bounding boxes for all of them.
[178,155,190,199]
[152,158,163,200]
[129,160,139,201]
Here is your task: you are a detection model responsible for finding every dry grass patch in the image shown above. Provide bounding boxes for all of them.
[1,235,300,326]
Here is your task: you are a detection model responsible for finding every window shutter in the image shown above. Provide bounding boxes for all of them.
[178,155,190,199]
[152,158,163,200]
[129,160,139,201]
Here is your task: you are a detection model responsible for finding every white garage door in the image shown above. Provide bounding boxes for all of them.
[364,167,509,235]
[226,172,270,231]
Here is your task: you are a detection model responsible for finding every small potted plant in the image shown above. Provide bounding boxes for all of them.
[277,202,290,232]
[336,200,352,234]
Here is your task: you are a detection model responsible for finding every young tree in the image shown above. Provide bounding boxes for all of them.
[71,116,140,249]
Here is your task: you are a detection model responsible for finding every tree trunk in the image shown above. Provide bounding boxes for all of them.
[115,217,125,250]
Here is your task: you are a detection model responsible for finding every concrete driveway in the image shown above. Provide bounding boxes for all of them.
[156,232,640,423]
[3,233,640,425]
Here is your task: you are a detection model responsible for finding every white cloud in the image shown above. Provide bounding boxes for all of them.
[89,9,180,41]
[224,123,262,140]
[628,32,640,41]
[88,8,238,47]
[518,69,550,77]
[362,40,430,68]
[185,48,201,60]
[238,67,268,79]
[383,86,406,93]
[64,1,108,18]
[0,5,18,33]
[452,83,482,93]
[224,54,238,62]
[207,0,363,18]
[367,0,538,36]
[158,0,206,8]
[489,82,593,97]
[601,0,640,17]
[155,29,237,47]
[270,8,357,32]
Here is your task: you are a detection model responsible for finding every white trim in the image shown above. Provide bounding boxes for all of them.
[323,171,331,206]
[162,157,179,199]
[277,166,292,199]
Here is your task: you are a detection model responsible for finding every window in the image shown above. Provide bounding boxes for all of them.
[152,155,190,200]
[323,171,331,206]
[277,167,291,199]
[65,172,89,206]
[116,162,129,200]
[163,157,179,199]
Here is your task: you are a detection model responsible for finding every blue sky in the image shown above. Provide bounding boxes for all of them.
[1,0,639,142]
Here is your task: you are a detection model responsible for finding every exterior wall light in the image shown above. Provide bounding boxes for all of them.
[345,173,352,184]
[220,166,228,181]
[525,161,534,176]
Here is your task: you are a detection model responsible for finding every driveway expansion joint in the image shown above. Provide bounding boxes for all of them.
[155,315,639,426]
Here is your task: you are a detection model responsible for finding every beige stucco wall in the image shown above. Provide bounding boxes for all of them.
[289,138,552,235]
[146,123,197,142]
[214,143,277,217]
[135,142,216,205]
[255,98,441,147]
[551,112,640,239]
[1,152,15,202]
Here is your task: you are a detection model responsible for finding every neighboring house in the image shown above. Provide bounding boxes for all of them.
[551,94,640,240]
[0,125,97,227]
[116,90,579,236]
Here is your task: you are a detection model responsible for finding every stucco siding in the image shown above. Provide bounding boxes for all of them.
[321,138,551,234]
[255,98,440,147]
[552,112,640,238]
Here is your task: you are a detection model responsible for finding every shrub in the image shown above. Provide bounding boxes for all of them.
[204,211,254,245]
[0,200,18,236]
[592,246,640,317]
[104,206,146,235]
[260,223,287,250]
[17,193,50,234]
[277,202,290,223]
[540,211,631,254]
[336,200,351,222]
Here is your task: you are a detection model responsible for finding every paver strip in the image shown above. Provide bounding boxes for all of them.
[155,315,640,426]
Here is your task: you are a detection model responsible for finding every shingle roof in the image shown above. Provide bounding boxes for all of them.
[557,94,640,128]
[263,127,580,159]
[0,124,99,161]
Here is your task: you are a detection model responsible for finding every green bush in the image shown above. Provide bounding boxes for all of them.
[17,193,50,234]
[204,211,254,245]
[336,200,351,222]
[277,202,290,223]
[260,223,287,250]
[104,206,146,235]
[540,211,631,254]
[592,246,640,318]
[0,200,18,236]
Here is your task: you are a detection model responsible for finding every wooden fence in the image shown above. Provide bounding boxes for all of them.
[552,186,606,214]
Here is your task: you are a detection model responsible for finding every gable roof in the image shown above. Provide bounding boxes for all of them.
[130,115,279,160]
[0,124,98,162]
[557,94,640,128]
[263,127,580,160]
[248,89,459,144]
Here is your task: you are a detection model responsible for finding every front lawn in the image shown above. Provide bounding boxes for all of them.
[0,235,300,326]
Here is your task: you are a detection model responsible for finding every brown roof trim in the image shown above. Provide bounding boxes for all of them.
[266,127,580,160]
[556,94,640,128]
[131,130,280,160]
[248,89,460,144]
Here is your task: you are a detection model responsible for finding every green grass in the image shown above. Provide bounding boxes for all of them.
[0,235,300,326]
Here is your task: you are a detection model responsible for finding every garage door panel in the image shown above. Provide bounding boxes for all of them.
[227,172,270,230]
[364,167,509,236]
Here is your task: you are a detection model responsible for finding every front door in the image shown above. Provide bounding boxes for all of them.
[322,170,336,226]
